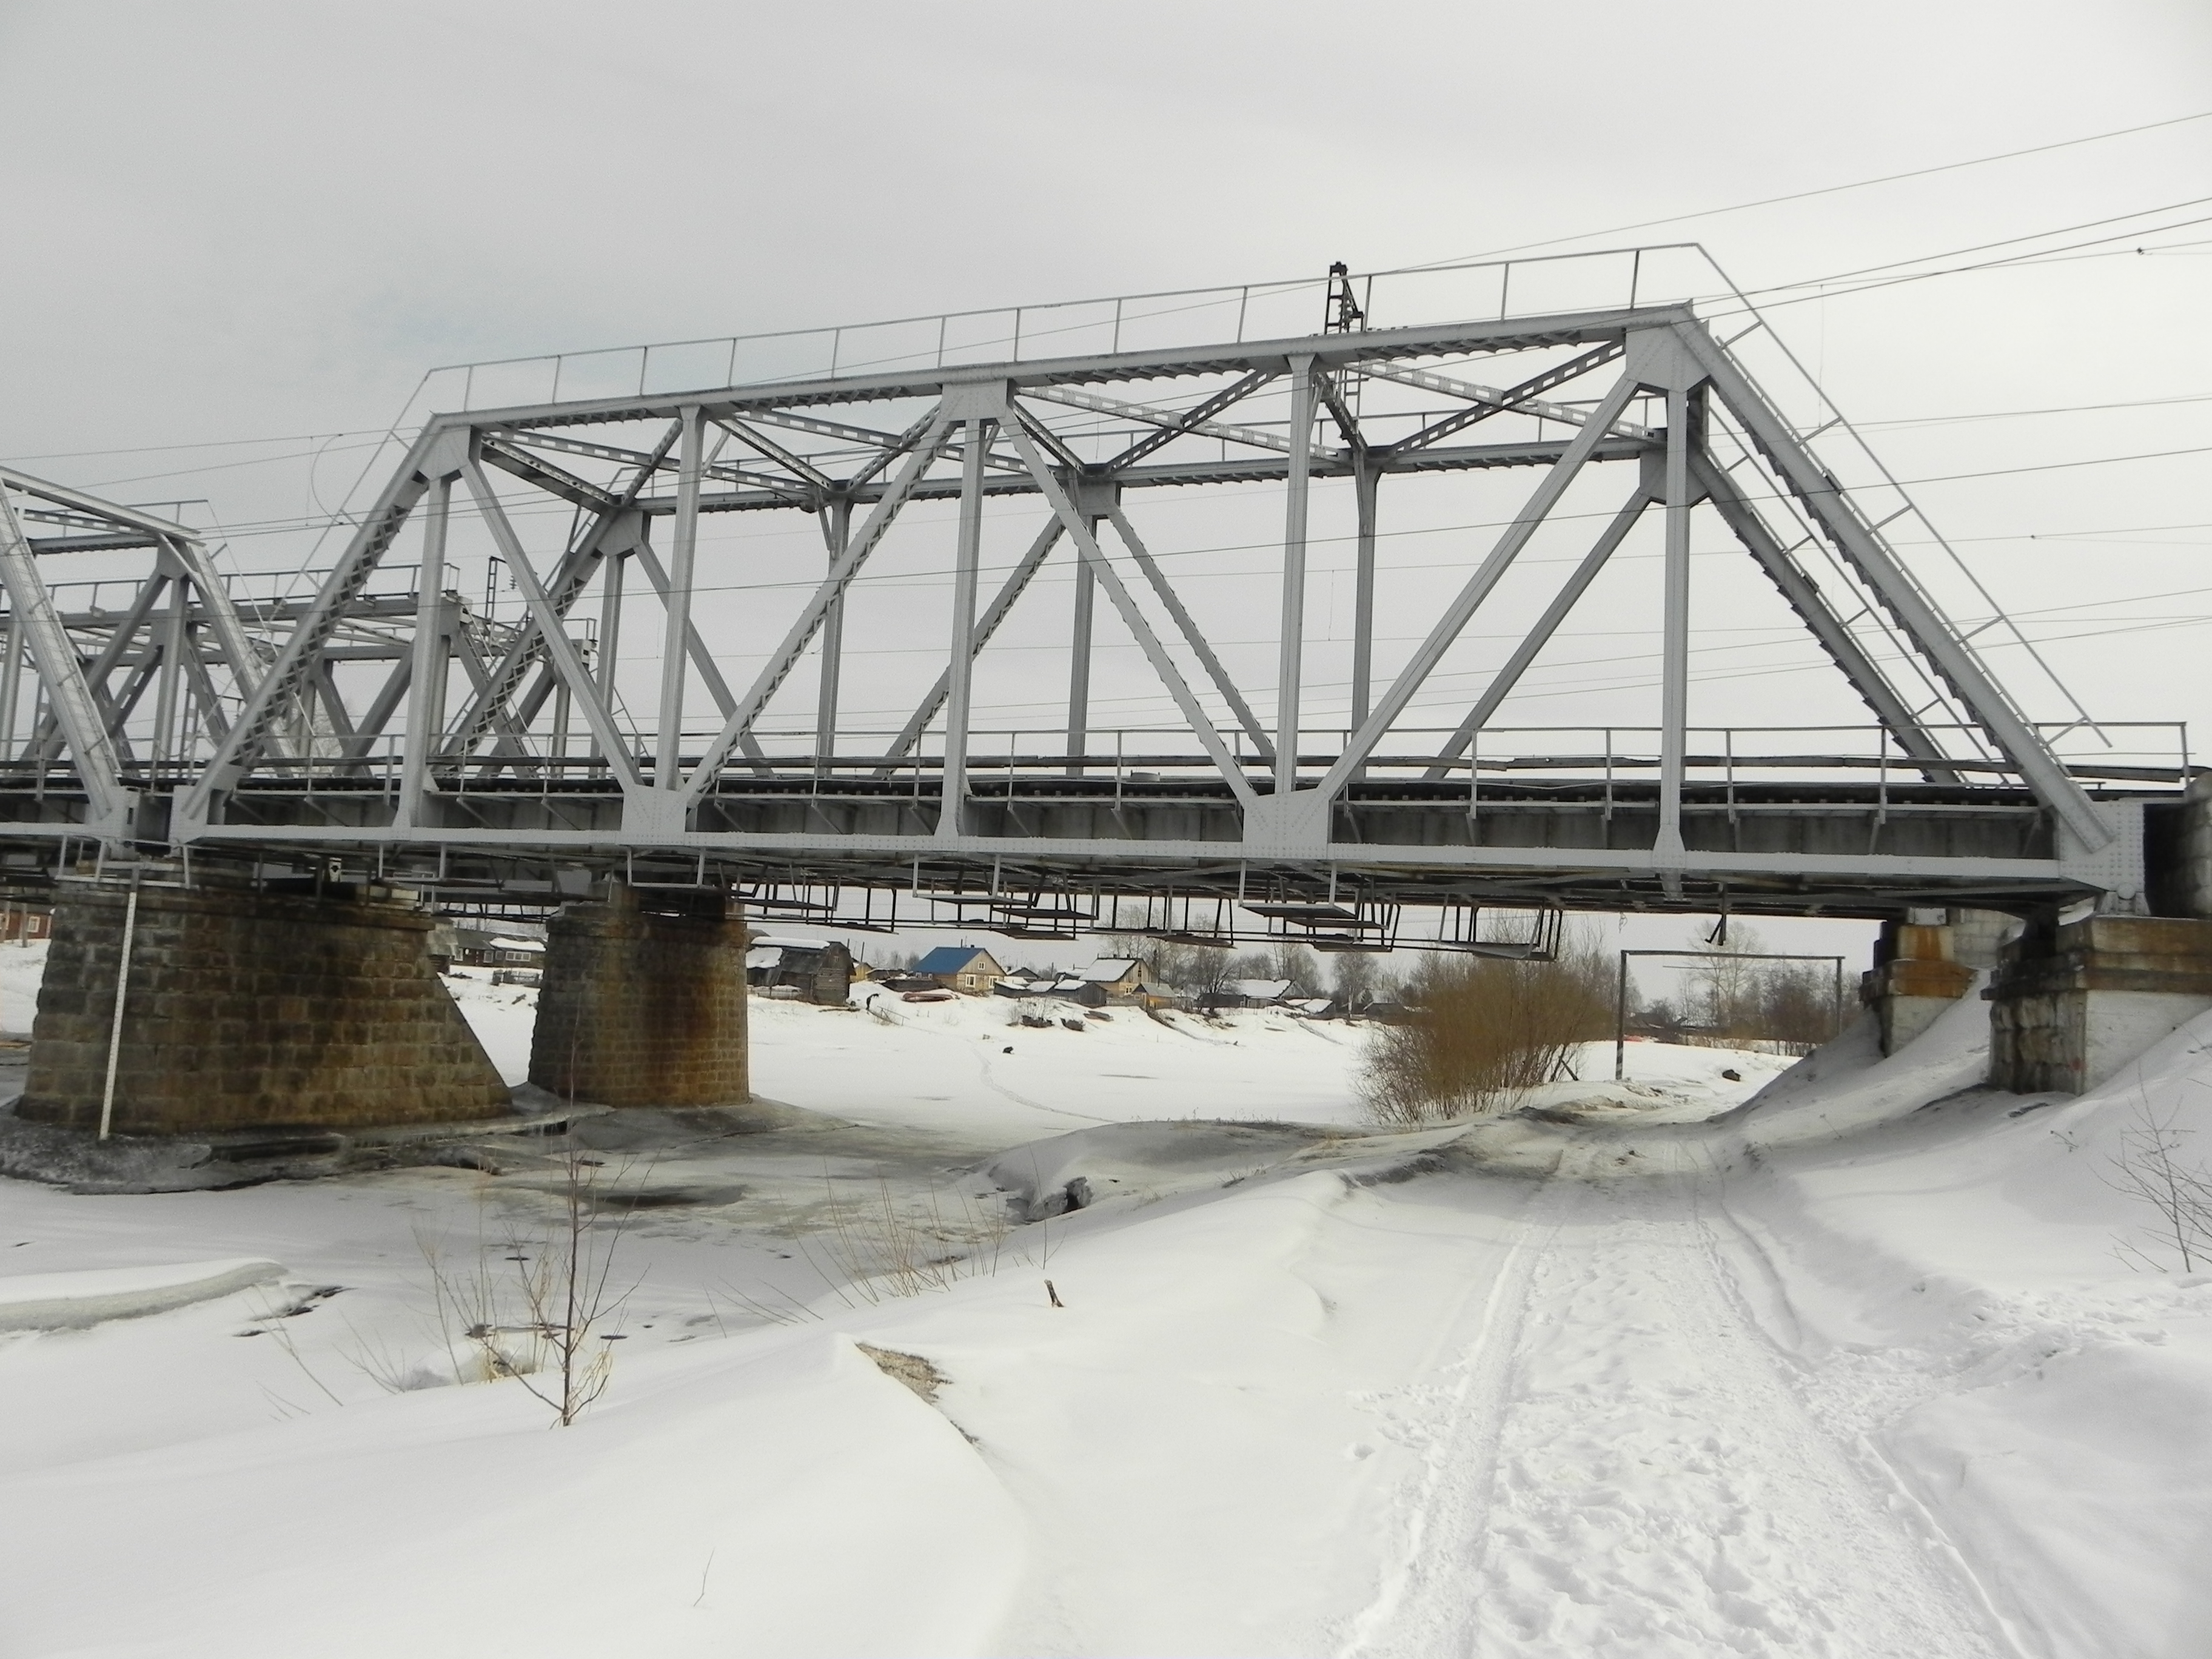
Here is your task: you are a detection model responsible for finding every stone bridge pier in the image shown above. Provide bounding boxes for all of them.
[528,883,749,1108]
[1976,777,2212,1093]
[18,880,509,1136]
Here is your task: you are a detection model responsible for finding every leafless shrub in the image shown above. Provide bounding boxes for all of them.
[418,1144,645,1425]
[1360,937,1612,1125]
[2106,1099,2212,1272]
[794,1172,1019,1305]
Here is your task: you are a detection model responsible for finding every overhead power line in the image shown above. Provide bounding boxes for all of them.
[1411,108,2212,268]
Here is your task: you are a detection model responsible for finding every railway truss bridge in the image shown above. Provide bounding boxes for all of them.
[0,250,2191,954]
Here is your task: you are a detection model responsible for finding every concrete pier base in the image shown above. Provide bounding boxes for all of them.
[1863,909,2021,1055]
[18,883,509,1135]
[1865,922,1974,1056]
[529,886,749,1107]
[1988,916,2212,1094]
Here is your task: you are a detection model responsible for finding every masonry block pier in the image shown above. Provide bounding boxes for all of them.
[529,886,749,1108]
[1988,916,2212,1094]
[1864,908,2022,1055]
[18,883,509,1135]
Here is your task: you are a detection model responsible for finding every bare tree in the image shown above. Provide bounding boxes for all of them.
[434,1144,643,1426]
[1330,950,1390,1016]
[1261,940,1321,991]
[1188,948,1239,1013]
[1683,924,1840,1047]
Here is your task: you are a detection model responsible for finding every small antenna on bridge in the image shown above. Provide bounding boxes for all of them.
[1324,261,1365,333]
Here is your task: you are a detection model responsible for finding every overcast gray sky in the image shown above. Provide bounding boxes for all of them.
[2,0,2207,971]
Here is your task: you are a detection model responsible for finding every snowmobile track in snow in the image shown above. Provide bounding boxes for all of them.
[1344,1141,2025,1659]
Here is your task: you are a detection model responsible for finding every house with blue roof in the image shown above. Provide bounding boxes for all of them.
[912,945,1005,995]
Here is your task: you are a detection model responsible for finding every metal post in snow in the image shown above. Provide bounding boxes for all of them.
[98,875,141,1141]
[1614,949,1631,1082]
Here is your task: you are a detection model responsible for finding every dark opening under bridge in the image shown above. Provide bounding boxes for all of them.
[0,250,2189,948]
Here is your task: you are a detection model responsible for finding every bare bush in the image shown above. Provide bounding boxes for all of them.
[796,1173,1019,1306]
[2107,1099,2212,1272]
[1360,937,1613,1125]
[423,1145,643,1426]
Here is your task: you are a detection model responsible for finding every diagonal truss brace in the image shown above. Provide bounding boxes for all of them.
[461,460,643,795]
[1373,342,1638,456]
[880,519,1065,765]
[1423,489,1654,778]
[1691,453,1957,781]
[679,410,956,801]
[182,426,458,823]
[0,485,130,830]
[1676,323,2111,850]
[1103,506,1272,758]
[1312,370,1644,805]
[998,412,1258,809]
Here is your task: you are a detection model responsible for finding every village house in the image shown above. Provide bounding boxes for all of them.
[1198,976,1295,1013]
[911,945,1006,995]
[451,928,546,970]
[746,936,855,1005]
[1072,957,1175,1008]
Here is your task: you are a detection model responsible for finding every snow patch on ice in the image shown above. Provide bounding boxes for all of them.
[0,1256,283,1330]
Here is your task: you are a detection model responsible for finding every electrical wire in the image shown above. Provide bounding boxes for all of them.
[1406,109,2212,268]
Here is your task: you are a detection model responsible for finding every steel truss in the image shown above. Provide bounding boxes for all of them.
[0,292,2174,926]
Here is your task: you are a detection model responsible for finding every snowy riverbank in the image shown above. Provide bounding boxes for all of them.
[0,958,2207,1655]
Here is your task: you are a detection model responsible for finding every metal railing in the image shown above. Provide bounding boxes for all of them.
[412,244,1724,415]
[18,721,2160,809]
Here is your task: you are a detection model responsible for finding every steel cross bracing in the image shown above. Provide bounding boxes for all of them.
[0,298,2175,925]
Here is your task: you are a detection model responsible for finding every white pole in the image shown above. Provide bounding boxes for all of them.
[97,881,140,1141]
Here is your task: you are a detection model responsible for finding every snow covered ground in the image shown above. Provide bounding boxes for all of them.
[1,954,2208,1656]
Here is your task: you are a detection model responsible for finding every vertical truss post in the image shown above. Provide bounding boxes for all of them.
[1350,455,1379,733]
[152,558,188,780]
[1276,355,1315,796]
[940,415,990,836]
[596,546,625,760]
[656,405,705,790]
[396,473,453,827]
[0,618,21,762]
[1656,383,1693,858]
[816,493,850,771]
[1067,521,1094,777]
